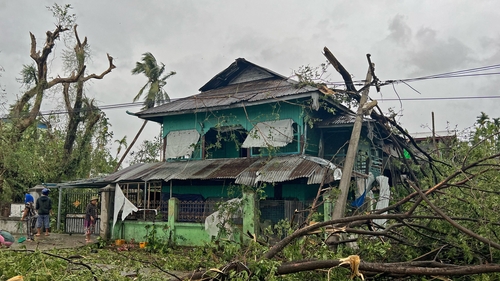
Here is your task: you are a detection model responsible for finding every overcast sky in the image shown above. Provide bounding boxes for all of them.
[1,1,500,163]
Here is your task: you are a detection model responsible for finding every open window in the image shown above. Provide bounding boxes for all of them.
[205,125,247,159]
[165,129,200,159]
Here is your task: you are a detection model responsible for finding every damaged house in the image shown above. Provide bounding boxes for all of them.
[99,58,394,245]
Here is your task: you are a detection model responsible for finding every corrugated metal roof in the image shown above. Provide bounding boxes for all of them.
[136,78,317,118]
[104,155,341,186]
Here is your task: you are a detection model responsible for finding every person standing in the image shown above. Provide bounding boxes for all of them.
[35,188,52,236]
[84,196,99,243]
[21,193,37,241]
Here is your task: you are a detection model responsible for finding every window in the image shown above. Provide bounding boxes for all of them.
[204,125,247,159]
[242,119,294,148]
[165,129,200,159]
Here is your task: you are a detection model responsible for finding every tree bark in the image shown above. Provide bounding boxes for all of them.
[277,259,500,276]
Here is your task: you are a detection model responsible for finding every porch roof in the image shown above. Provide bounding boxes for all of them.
[104,155,342,186]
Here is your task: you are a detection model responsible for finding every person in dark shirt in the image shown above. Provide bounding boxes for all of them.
[84,196,99,243]
[21,193,37,241]
[35,188,52,236]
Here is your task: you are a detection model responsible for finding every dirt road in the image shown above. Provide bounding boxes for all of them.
[9,232,93,251]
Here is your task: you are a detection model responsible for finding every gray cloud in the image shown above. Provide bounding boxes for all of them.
[387,14,412,45]
[405,27,474,76]
[3,0,500,159]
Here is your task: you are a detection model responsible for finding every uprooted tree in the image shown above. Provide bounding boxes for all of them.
[181,48,500,280]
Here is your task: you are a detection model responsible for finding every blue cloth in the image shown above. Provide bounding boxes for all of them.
[25,193,34,204]
[351,190,366,208]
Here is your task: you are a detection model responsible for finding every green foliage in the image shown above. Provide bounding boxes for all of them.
[131,52,176,110]
[129,136,162,165]
[143,223,172,254]
[17,64,38,87]
[0,4,117,203]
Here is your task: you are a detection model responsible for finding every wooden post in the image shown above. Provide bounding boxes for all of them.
[331,67,372,219]
[323,47,374,220]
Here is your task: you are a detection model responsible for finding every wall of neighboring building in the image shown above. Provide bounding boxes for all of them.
[0,218,23,234]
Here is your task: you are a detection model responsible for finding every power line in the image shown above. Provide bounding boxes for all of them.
[4,62,500,119]
[378,95,500,102]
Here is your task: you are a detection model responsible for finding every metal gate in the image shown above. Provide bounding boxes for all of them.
[63,190,100,234]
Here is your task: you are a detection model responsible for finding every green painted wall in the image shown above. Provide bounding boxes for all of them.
[261,182,319,202]
[282,183,319,202]
[110,221,213,246]
[304,126,321,155]
[162,102,306,159]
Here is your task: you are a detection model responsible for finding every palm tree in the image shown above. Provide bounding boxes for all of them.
[114,136,128,158]
[114,53,175,171]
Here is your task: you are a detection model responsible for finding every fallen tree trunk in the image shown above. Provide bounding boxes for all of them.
[277,259,500,277]
[184,259,500,280]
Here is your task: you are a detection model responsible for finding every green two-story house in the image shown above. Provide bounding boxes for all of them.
[103,58,392,245]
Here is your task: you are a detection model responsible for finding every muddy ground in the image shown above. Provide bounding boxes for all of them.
[9,232,90,251]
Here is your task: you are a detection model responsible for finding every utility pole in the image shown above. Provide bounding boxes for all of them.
[331,69,372,219]
[323,47,375,220]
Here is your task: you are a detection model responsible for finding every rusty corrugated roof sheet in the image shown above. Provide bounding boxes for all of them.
[136,78,317,118]
[104,155,341,186]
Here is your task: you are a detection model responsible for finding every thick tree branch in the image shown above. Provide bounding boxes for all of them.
[277,259,500,277]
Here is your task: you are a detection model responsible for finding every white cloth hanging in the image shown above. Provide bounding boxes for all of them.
[373,176,390,228]
[165,129,200,159]
[112,185,139,233]
[204,198,242,239]
[242,119,294,148]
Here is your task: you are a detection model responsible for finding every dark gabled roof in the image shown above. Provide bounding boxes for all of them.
[103,155,341,186]
[199,58,288,91]
[134,58,352,122]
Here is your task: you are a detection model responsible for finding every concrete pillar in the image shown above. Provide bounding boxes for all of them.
[99,184,114,239]
[167,197,178,240]
[323,191,333,222]
[242,192,257,239]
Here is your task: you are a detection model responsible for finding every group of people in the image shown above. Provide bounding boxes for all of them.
[0,188,99,247]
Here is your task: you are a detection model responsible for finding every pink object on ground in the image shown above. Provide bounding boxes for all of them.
[0,234,12,247]
[0,235,11,247]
